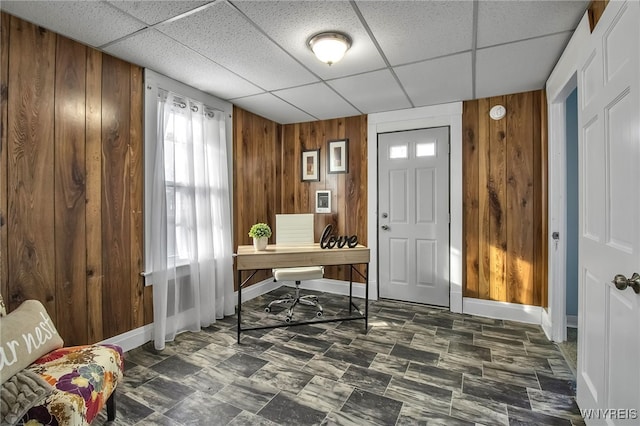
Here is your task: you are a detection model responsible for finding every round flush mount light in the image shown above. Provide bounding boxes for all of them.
[308,32,352,65]
[490,105,506,120]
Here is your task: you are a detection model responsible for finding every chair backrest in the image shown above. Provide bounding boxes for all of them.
[275,214,314,245]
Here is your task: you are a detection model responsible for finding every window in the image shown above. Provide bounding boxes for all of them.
[389,144,408,159]
[416,141,436,157]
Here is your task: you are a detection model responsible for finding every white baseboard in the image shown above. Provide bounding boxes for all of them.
[99,323,154,353]
[566,314,578,328]
[463,297,543,325]
[105,278,376,352]
[541,308,553,340]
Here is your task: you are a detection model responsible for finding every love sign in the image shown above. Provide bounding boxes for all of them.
[320,224,358,249]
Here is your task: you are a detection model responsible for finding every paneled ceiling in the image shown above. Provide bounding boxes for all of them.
[0,0,590,124]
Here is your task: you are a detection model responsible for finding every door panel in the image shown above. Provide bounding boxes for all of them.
[577,1,640,422]
[379,127,449,306]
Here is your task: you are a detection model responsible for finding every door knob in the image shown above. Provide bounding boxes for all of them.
[381,225,389,230]
[612,273,640,294]
[382,213,388,218]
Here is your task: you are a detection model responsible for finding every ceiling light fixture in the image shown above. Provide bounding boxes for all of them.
[308,32,351,65]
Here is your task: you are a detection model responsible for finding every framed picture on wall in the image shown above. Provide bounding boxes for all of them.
[327,139,348,174]
[315,190,331,213]
[301,149,320,181]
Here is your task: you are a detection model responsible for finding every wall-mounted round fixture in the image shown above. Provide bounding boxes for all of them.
[308,32,351,65]
[490,105,506,120]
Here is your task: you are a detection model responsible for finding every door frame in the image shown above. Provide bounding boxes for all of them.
[544,11,590,342]
[367,102,463,313]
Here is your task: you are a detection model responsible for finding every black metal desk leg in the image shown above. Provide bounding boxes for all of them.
[349,265,353,312]
[237,269,242,343]
[365,263,369,330]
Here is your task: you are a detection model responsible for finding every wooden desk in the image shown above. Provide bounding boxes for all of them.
[235,244,370,343]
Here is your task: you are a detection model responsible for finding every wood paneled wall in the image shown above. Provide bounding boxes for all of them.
[0,13,151,345]
[233,107,368,286]
[588,0,610,32]
[462,90,548,306]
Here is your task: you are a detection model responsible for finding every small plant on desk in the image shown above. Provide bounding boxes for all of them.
[249,223,272,251]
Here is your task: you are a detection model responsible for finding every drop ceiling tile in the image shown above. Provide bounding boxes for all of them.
[476,32,572,99]
[0,1,145,47]
[273,83,361,121]
[231,93,316,125]
[104,29,263,100]
[327,70,411,114]
[394,52,472,107]
[233,0,385,80]
[477,0,589,48]
[107,1,211,25]
[355,0,473,66]
[157,2,317,91]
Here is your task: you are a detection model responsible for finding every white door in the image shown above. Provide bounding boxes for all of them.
[577,1,640,423]
[378,127,449,306]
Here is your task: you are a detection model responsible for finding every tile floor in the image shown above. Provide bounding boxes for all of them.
[98,288,585,425]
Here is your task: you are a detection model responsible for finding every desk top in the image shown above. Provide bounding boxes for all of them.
[235,243,370,270]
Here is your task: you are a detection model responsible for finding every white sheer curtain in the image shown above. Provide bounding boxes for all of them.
[148,90,235,350]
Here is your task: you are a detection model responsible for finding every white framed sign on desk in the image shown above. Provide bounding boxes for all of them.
[315,190,331,213]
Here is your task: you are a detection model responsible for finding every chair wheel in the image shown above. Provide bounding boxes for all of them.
[264,307,271,313]
[284,316,292,323]
[316,311,323,317]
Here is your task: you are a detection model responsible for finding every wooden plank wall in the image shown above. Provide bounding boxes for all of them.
[233,107,368,286]
[588,0,610,32]
[0,13,151,345]
[462,90,547,306]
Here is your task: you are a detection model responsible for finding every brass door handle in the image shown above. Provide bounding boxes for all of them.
[612,273,640,294]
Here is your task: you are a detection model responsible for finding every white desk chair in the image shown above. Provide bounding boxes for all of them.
[265,214,324,322]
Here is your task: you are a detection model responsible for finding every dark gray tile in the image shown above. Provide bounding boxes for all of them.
[214,377,279,413]
[110,392,155,425]
[483,361,540,389]
[217,353,269,377]
[482,325,529,340]
[257,391,328,426]
[149,354,202,379]
[412,313,455,329]
[462,374,531,409]
[448,341,492,362]
[404,362,463,391]
[298,375,354,412]
[286,334,333,353]
[251,362,314,393]
[437,352,484,376]
[527,389,583,423]
[390,343,440,365]
[451,392,509,425]
[397,403,475,426]
[369,353,410,378]
[435,327,474,344]
[349,333,395,354]
[130,375,195,412]
[164,391,242,424]
[339,364,392,395]
[340,388,403,425]
[492,353,553,373]
[324,343,377,368]
[227,411,280,426]
[385,376,452,414]
[508,405,573,426]
[259,343,315,369]
[302,354,349,381]
[536,372,576,396]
